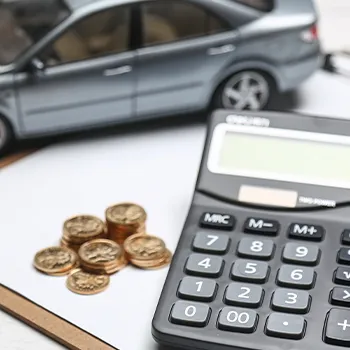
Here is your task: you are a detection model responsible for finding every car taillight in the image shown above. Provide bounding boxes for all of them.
[301,24,318,43]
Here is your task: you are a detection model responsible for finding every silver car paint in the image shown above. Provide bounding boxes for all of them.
[0,0,320,139]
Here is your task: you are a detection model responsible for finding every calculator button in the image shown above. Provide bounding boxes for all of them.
[338,248,350,265]
[324,309,350,346]
[334,267,350,286]
[178,277,217,302]
[282,243,320,266]
[224,283,263,308]
[231,259,270,284]
[330,287,350,307]
[170,301,210,327]
[237,238,275,260]
[217,307,258,333]
[342,230,350,246]
[200,212,235,231]
[277,265,315,289]
[244,218,279,235]
[193,232,230,254]
[265,313,306,339]
[185,254,224,278]
[271,289,310,314]
[288,223,324,241]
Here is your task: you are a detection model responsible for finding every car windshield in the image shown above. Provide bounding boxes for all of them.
[0,0,70,65]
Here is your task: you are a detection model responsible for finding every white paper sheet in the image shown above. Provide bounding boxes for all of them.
[0,70,350,350]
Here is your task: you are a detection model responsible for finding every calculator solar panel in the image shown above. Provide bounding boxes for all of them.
[152,110,350,350]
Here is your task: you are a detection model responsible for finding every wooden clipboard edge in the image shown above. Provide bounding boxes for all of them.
[0,151,117,350]
[0,284,118,350]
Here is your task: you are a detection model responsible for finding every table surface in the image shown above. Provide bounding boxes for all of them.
[1,1,350,349]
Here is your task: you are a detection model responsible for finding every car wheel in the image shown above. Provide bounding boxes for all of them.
[216,71,273,111]
[0,116,13,156]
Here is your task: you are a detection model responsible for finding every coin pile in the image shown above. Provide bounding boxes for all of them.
[105,203,147,244]
[33,202,172,295]
[60,215,107,252]
[79,239,128,275]
[124,234,172,270]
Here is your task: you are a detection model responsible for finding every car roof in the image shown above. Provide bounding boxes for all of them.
[64,0,128,10]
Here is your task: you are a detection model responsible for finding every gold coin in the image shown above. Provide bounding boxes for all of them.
[124,234,166,261]
[34,246,78,275]
[130,249,172,269]
[63,215,106,240]
[105,203,146,225]
[79,239,122,266]
[66,269,109,295]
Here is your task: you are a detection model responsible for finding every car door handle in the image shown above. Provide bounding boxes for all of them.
[207,44,235,56]
[103,65,132,76]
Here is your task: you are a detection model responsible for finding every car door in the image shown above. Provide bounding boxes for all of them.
[15,5,136,135]
[135,0,239,117]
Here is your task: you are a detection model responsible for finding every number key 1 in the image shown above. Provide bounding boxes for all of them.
[193,232,230,254]
[178,277,217,302]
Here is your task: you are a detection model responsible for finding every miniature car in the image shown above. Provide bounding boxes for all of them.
[0,0,321,153]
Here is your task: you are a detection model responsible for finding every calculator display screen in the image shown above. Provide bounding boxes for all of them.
[208,124,350,189]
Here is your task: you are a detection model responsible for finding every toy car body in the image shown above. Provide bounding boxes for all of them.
[0,0,321,153]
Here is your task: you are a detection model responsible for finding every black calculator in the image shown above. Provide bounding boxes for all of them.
[152,110,350,350]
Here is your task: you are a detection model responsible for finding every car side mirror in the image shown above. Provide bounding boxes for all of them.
[29,58,45,76]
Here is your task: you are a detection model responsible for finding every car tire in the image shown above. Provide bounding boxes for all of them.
[0,115,14,156]
[214,70,275,111]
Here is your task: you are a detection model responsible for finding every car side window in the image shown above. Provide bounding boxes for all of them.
[39,6,130,66]
[141,1,231,47]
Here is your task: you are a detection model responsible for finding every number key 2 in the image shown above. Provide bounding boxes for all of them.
[192,232,230,254]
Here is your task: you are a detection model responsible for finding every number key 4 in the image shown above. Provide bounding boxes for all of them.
[185,254,224,278]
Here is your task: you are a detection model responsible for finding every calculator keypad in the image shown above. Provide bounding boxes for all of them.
[178,277,217,302]
[231,260,270,284]
[185,254,224,277]
[271,289,310,314]
[224,283,264,308]
[192,232,230,254]
[277,265,315,289]
[282,243,320,266]
[170,301,210,327]
[265,313,306,339]
[237,238,275,260]
[163,211,350,349]
[218,307,258,333]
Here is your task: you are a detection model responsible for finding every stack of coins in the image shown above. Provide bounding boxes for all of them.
[34,246,79,276]
[105,203,147,244]
[124,234,172,270]
[79,238,128,275]
[61,215,107,252]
